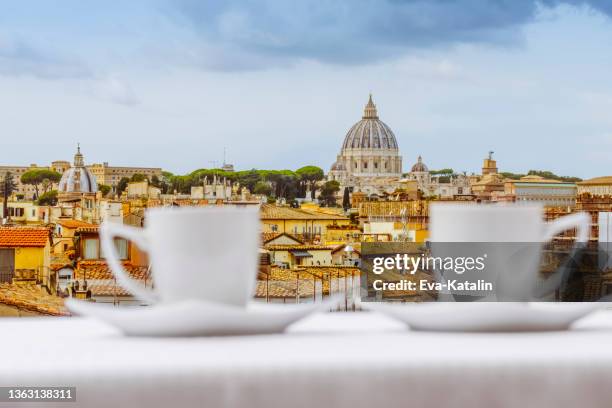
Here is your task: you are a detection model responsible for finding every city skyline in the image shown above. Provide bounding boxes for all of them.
[1,1,612,177]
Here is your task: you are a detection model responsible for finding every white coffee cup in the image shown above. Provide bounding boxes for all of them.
[100,206,260,305]
[429,203,590,301]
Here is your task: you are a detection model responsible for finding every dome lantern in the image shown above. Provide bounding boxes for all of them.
[74,143,84,167]
[362,93,378,119]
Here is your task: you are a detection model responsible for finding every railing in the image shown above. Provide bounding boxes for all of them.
[0,266,14,283]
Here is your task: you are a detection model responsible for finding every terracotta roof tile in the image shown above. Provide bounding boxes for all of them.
[261,232,282,243]
[260,204,348,221]
[0,283,68,316]
[75,260,149,281]
[0,227,50,248]
[56,219,95,229]
[255,266,360,298]
[265,244,337,251]
[85,280,149,297]
[262,232,304,245]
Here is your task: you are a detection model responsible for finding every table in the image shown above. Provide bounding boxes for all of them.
[2,310,612,408]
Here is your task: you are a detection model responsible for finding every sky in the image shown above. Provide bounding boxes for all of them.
[1,0,612,178]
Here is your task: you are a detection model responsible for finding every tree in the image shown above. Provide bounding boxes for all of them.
[1,172,17,219]
[253,181,272,196]
[98,184,111,197]
[266,171,298,200]
[430,168,454,175]
[238,170,262,193]
[117,177,130,197]
[319,180,340,207]
[296,166,324,199]
[150,175,161,187]
[342,187,351,211]
[20,169,62,199]
[527,170,582,183]
[130,173,147,182]
[37,190,58,206]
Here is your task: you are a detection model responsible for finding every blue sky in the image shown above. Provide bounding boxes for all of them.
[1,0,611,177]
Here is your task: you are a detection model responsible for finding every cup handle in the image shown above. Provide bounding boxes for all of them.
[100,222,158,304]
[542,212,590,243]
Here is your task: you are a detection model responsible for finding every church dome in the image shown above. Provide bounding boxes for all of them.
[411,156,428,173]
[341,95,399,150]
[58,145,98,194]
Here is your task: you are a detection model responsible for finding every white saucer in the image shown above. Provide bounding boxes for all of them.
[66,297,341,337]
[360,302,603,332]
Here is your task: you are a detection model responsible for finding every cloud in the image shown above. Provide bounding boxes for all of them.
[86,76,140,106]
[2,0,612,76]
[165,0,612,70]
[0,37,91,79]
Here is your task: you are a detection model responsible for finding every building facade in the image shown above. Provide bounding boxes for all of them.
[88,162,162,192]
[328,95,403,196]
[0,164,54,200]
[404,156,471,198]
[577,177,612,196]
[501,175,577,208]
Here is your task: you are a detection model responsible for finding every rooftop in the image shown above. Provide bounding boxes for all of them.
[56,219,95,229]
[0,283,68,316]
[0,227,50,248]
[264,244,338,251]
[255,266,360,298]
[260,204,348,221]
[75,260,149,281]
[578,176,612,185]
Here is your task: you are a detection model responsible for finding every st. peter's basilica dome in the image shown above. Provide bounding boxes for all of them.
[341,94,399,151]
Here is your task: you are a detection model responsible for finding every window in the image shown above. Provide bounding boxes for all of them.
[31,209,36,217]
[114,238,129,260]
[84,239,99,259]
[85,238,128,260]
[10,208,24,217]
[364,162,368,169]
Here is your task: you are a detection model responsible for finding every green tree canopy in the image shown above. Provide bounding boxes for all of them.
[253,181,272,196]
[37,190,58,206]
[150,175,161,187]
[117,177,130,197]
[98,184,111,197]
[130,173,147,182]
[342,187,351,211]
[20,169,62,198]
[527,170,582,182]
[1,172,18,218]
[296,166,324,198]
[430,168,454,175]
[319,180,340,207]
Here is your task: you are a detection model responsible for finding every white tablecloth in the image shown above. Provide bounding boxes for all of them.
[3,311,612,408]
